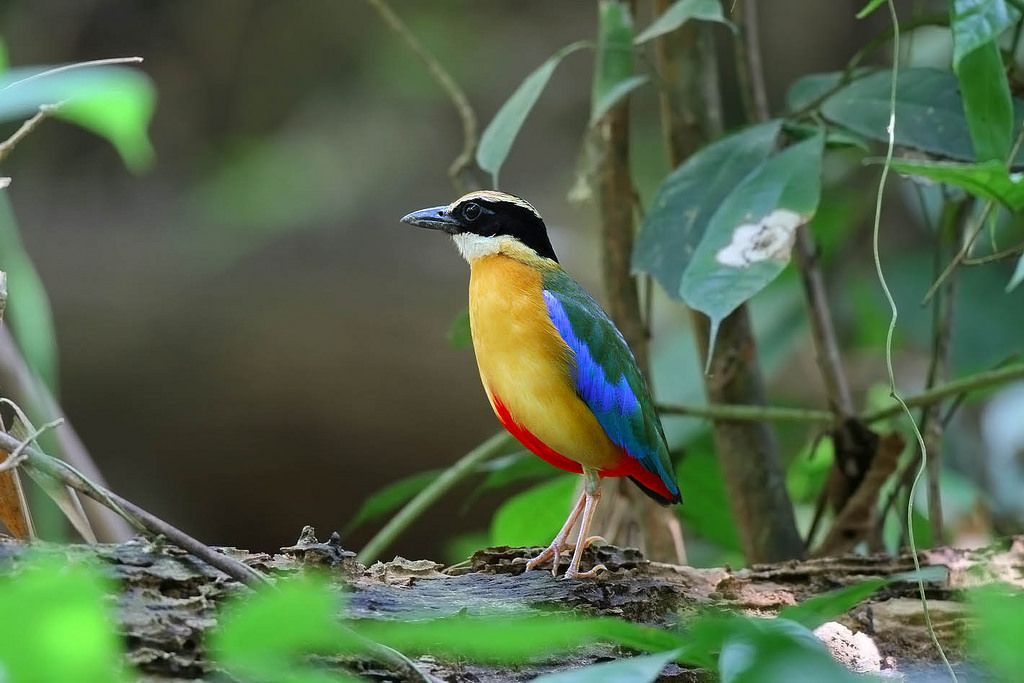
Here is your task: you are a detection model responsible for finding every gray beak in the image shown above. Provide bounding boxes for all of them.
[400,205,460,234]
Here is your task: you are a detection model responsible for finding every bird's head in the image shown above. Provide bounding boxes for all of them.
[401,191,559,263]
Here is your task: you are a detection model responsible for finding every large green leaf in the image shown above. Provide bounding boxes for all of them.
[679,133,824,361]
[0,193,59,390]
[591,1,638,126]
[489,475,577,547]
[950,0,1019,68]
[717,618,858,683]
[882,157,1024,210]
[634,0,731,44]
[956,40,1013,162]
[476,42,588,187]
[822,68,995,161]
[676,448,740,553]
[210,574,361,683]
[0,64,155,171]
[0,556,128,682]
[969,584,1024,682]
[533,649,683,683]
[633,120,782,299]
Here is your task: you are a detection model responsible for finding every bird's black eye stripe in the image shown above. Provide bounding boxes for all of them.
[462,202,482,221]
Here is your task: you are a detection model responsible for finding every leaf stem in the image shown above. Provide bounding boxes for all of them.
[357,432,511,565]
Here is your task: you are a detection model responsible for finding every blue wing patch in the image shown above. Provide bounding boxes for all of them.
[542,281,680,502]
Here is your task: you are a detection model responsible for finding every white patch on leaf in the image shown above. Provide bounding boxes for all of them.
[715,209,804,268]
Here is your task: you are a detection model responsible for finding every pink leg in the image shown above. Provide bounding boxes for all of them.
[525,490,586,576]
[564,485,607,579]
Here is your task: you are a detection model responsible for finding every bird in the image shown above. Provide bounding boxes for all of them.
[401,190,681,579]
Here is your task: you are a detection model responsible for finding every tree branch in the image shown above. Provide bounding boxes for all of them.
[0,105,61,165]
[364,0,479,193]
[0,429,269,587]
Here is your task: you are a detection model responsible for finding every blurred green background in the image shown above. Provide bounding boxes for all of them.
[2,0,1021,562]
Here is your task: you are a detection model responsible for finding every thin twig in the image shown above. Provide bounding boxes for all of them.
[357,432,511,564]
[2,57,144,91]
[364,0,478,192]
[0,430,269,587]
[0,103,62,164]
[0,418,63,472]
[963,240,1024,265]
[658,402,834,423]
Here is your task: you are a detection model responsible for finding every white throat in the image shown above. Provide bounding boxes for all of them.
[452,233,510,262]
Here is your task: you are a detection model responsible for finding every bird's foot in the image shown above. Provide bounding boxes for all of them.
[524,541,572,576]
[563,563,607,580]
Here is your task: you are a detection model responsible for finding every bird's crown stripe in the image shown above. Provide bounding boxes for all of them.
[448,191,539,217]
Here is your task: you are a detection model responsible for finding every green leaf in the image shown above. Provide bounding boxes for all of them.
[633,120,782,300]
[0,193,59,391]
[591,75,647,126]
[345,469,442,533]
[354,613,679,663]
[466,450,557,508]
[634,0,732,44]
[822,68,985,161]
[447,307,472,348]
[210,574,360,682]
[969,584,1024,681]
[717,618,858,683]
[956,40,1013,161]
[1008,252,1024,291]
[676,449,741,553]
[533,649,683,682]
[679,133,824,362]
[785,72,846,113]
[0,556,128,683]
[779,579,886,629]
[950,0,1019,69]
[490,475,577,547]
[0,39,8,74]
[592,1,637,126]
[881,157,1024,210]
[476,42,588,187]
[855,0,886,19]
[0,64,155,171]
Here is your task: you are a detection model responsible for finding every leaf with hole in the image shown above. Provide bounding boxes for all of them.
[476,42,588,187]
[880,157,1024,210]
[633,120,782,300]
[679,133,824,365]
[591,1,640,126]
[0,64,155,171]
[634,0,732,44]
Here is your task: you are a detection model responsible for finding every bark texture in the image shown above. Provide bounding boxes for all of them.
[1,529,1019,681]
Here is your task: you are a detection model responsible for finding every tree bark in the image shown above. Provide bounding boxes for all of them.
[1,529,1014,681]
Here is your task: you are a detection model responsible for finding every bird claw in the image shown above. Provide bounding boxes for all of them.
[524,541,570,574]
[563,563,608,580]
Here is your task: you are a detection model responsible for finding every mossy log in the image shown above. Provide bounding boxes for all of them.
[2,528,1020,681]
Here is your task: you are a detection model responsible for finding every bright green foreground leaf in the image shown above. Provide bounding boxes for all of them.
[476,42,588,187]
[354,613,678,663]
[633,120,782,300]
[822,67,1007,161]
[490,474,576,547]
[634,0,731,44]
[533,648,683,683]
[210,574,360,683]
[969,584,1024,681]
[679,133,824,364]
[0,193,59,391]
[950,0,1019,69]
[956,40,1012,162]
[0,556,127,683]
[882,157,1024,210]
[0,64,155,171]
[591,1,638,126]
[717,617,857,683]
